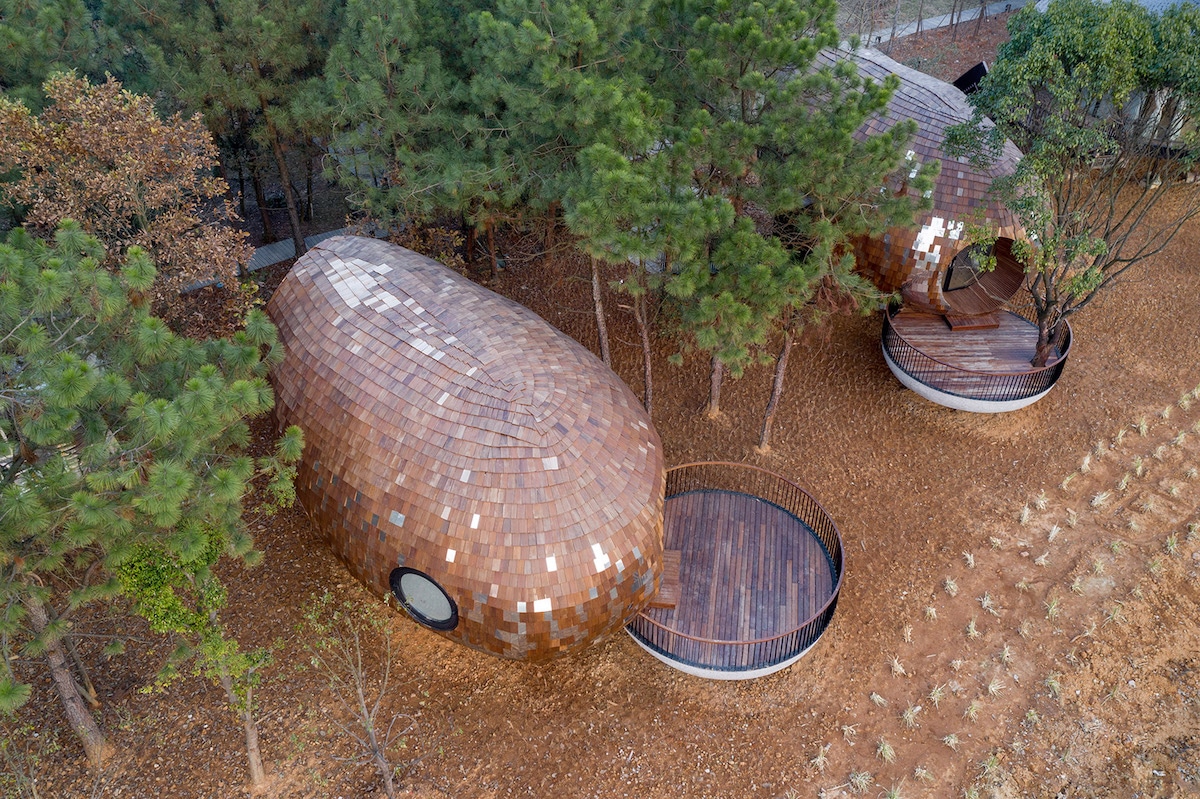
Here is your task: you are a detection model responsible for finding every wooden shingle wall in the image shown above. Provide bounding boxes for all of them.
[267,237,665,661]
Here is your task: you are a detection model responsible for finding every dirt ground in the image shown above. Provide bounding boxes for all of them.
[10,20,1200,799]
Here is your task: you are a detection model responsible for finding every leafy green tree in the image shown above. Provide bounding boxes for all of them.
[0,0,132,108]
[947,0,1200,365]
[0,222,302,772]
[0,75,252,321]
[646,0,927,418]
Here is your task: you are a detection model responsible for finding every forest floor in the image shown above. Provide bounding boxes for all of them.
[9,19,1200,799]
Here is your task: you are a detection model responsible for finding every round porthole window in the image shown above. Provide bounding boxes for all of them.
[389,567,458,631]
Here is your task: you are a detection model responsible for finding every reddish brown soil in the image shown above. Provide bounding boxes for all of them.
[11,22,1200,799]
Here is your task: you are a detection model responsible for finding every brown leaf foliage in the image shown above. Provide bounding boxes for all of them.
[0,74,253,321]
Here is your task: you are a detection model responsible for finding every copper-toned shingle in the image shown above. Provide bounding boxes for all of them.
[822,48,1026,314]
[267,237,665,661]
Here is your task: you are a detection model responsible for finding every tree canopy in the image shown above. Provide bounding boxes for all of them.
[948,0,1200,364]
[0,75,252,321]
[0,221,302,767]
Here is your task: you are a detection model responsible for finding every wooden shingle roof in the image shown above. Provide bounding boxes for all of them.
[267,236,665,661]
[824,48,1026,311]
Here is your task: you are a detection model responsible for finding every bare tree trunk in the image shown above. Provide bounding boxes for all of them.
[974,0,986,36]
[64,633,100,710]
[26,598,106,767]
[590,257,612,368]
[304,142,316,222]
[353,680,398,799]
[634,289,653,414]
[261,104,306,259]
[464,214,477,265]
[219,671,266,788]
[543,201,559,261]
[706,356,724,419]
[886,0,902,53]
[485,218,499,280]
[950,0,961,39]
[915,0,926,38]
[268,132,306,259]
[247,148,276,244]
[758,327,795,452]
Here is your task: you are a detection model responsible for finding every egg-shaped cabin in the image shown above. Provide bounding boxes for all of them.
[267,236,665,661]
[829,48,1027,317]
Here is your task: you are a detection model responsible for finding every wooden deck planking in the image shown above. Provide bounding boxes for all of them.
[643,490,836,651]
[891,309,1042,373]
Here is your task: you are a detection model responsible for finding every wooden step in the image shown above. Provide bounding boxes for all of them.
[649,549,682,609]
[944,312,1001,331]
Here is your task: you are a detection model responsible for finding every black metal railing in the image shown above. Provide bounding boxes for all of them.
[627,462,844,674]
[882,302,1072,403]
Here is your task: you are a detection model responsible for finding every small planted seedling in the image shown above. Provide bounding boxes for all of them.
[1133,456,1145,477]
[1034,489,1049,510]
[1153,444,1169,461]
[900,703,921,729]
[964,552,976,569]
[1137,416,1149,436]
[1116,428,1127,447]
[914,765,935,784]
[1045,672,1062,698]
[944,577,959,597]
[1066,508,1078,528]
[1011,738,1026,756]
[1061,472,1077,491]
[998,644,1014,665]
[987,678,1004,697]
[1080,454,1092,474]
[928,683,946,708]
[1016,578,1031,592]
[1092,558,1107,576]
[1025,708,1040,726]
[1185,466,1198,481]
[1141,495,1157,514]
[848,770,872,795]
[1019,505,1032,525]
[943,733,961,751]
[1162,405,1173,420]
[1071,575,1085,594]
[989,536,1003,550]
[1174,432,1187,447]
[809,743,831,773]
[1044,596,1061,620]
[889,656,907,677]
[1105,604,1126,625]
[1166,534,1180,556]
[870,692,888,707]
[1169,484,1181,497]
[1091,491,1111,509]
[1048,524,1061,543]
[1118,473,1132,492]
[924,605,938,622]
[881,783,904,799]
[978,593,1000,617]
[1148,557,1164,578]
[979,752,1002,779]
[1094,440,1107,459]
[1035,552,1050,567]
[963,699,981,721]
[842,724,858,742]
[966,619,981,640]
[1189,521,1199,541]
[1110,539,1125,555]
[950,658,965,672]
[902,623,913,644]
[1128,517,1140,532]
[1018,619,1034,639]
[877,737,896,763]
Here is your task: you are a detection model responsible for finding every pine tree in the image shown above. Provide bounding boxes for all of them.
[0,222,302,776]
[113,0,344,258]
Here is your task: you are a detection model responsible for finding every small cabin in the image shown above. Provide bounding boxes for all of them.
[267,236,666,662]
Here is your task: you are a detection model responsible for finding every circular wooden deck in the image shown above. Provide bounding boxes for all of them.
[627,464,843,679]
